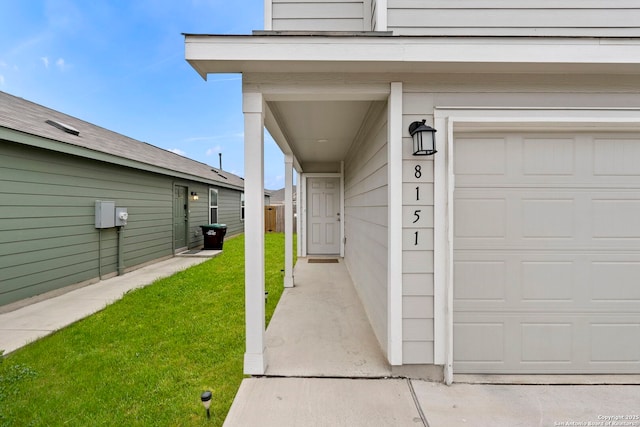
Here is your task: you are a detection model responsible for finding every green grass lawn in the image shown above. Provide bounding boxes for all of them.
[0,233,294,427]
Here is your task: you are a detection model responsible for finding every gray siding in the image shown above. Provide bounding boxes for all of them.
[272,0,368,31]
[0,142,170,305]
[387,0,640,37]
[344,104,388,354]
[217,187,244,237]
[401,146,434,364]
[0,142,244,307]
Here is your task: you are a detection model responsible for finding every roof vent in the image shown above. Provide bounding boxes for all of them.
[46,119,80,136]
[212,169,227,179]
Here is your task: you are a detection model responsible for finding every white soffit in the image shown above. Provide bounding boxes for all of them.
[185,35,640,77]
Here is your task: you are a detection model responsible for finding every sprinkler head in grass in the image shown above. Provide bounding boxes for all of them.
[201,390,212,419]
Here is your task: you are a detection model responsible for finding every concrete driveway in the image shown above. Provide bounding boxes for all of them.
[224,378,640,427]
[224,259,640,427]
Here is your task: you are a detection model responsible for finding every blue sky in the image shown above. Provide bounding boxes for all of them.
[0,0,286,189]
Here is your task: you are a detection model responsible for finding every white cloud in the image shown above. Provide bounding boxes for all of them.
[56,58,65,70]
[168,148,187,156]
[41,57,49,68]
[205,145,223,156]
[0,75,4,86]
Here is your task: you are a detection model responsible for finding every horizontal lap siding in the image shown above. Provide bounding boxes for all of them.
[0,142,174,306]
[387,0,640,36]
[344,105,388,355]
[217,187,244,237]
[272,0,366,31]
[401,73,640,364]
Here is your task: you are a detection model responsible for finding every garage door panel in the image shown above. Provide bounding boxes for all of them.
[454,198,506,238]
[521,323,573,363]
[521,198,574,238]
[455,252,640,312]
[590,323,640,363]
[591,262,640,301]
[454,137,507,176]
[594,138,640,176]
[593,199,640,238]
[455,313,640,373]
[523,137,576,176]
[455,190,640,250]
[521,261,574,301]
[454,322,505,363]
[453,131,640,374]
[454,261,506,301]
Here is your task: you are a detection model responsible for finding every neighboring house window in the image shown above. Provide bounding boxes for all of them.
[210,188,218,223]
[241,193,245,221]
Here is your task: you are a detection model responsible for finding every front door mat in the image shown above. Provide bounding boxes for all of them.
[308,259,339,263]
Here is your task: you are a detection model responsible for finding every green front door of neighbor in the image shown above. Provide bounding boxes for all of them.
[174,185,188,251]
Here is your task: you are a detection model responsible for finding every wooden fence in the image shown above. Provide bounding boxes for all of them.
[265,204,297,233]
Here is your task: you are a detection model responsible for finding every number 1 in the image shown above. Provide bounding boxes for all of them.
[414,231,419,246]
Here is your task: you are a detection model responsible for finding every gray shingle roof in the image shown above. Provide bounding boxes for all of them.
[0,90,244,190]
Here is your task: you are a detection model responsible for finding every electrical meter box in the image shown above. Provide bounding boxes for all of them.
[115,207,128,226]
[95,200,115,228]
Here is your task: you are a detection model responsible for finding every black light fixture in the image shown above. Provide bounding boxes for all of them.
[408,119,437,156]
[201,390,212,419]
[191,191,199,201]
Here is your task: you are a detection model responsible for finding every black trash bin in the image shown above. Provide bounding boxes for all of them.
[200,224,227,250]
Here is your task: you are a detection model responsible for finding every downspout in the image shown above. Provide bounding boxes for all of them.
[98,228,103,279]
[117,226,125,276]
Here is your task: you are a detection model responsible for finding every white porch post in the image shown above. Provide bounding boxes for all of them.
[243,91,267,375]
[388,81,403,365]
[296,170,302,258]
[284,155,294,288]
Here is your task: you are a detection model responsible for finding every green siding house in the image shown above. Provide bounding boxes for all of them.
[0,91,246,309]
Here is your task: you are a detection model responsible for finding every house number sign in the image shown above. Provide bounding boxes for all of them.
[403,160,431,252]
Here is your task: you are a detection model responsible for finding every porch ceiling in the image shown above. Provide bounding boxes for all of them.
[268,100,373,166]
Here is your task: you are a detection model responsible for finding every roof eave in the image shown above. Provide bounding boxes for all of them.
[1,126,245,192]
[185,34,640,76]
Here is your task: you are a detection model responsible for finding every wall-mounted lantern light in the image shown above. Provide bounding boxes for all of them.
[191,192,199,201]
[408,120,437,156]
[200,390,212,419]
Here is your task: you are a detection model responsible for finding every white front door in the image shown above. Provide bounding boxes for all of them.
[307,177,340,255]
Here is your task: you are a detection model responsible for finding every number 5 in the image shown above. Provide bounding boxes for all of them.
[413,210,421,224]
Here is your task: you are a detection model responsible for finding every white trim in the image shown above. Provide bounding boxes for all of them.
[284,156,294,288]
[340,161,345,258]
[209,188,219,224]
[301,174,307,258]
[264,0,272,31]
[240,192,245,222]
[303,172,343,256]
[186,35,640,76]
[243,91,267,375]
[433,107,640,385]
[376,0,388,32]
[433,115,447,367]
[387,82,403,365]
[296,170,302,258]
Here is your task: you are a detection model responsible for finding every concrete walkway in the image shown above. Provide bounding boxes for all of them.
[0,251,218,354]
[265,259,390,377]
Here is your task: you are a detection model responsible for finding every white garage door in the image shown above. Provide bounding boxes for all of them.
[453,132,640,374]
